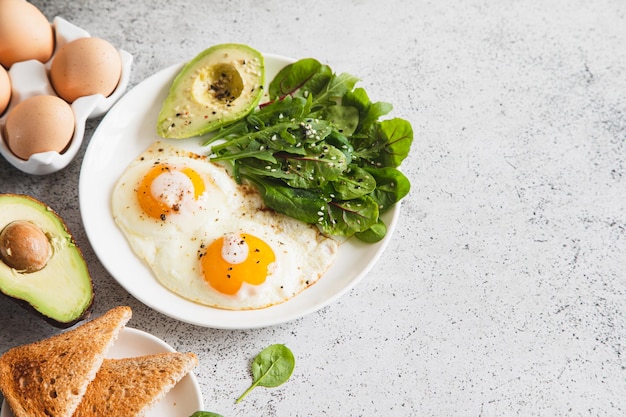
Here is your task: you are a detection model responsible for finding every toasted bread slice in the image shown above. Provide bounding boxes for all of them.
[72,351,198,417]
[0,306,132,417]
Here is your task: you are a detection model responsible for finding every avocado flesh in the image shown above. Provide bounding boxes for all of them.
[157,43,265,139]
[0,194,93,328]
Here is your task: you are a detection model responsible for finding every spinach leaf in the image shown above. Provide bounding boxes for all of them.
[331,165,376,200]
[325,130,354,162]
[234,158,297,181]
[207,95,312,146]
[189,412,223,417]
[323,104,359,136]
[350,117,413,170]
[320,195,379,237]
[281,144,348,189]
[364,166,411,213]
[310,72,359,111]
[373,118,414,168]
[342,87,393,133]
[355,218,387,243]
[236,344,295,403]
[245,175,329,224]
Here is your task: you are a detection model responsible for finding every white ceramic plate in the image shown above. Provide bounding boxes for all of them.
[0,327,203,417]
[79,53,400,329]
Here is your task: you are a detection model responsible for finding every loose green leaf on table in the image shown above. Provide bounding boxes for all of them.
[236,343,296,403]
[189,412,224,417]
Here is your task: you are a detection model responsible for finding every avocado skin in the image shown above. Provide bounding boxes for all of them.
[2,292,93,329]
[157,43,265,139]
[0,194,94,328]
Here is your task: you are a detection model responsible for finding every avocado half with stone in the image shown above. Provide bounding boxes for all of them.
[156,43,265,139]
[0,194,93,328]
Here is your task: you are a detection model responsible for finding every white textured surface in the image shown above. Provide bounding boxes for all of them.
[1,0,626,416]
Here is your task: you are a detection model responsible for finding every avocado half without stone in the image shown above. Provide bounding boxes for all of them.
[0,194,93,328]
[156,43,265,139]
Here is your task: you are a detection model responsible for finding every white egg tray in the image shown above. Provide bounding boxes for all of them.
[0,16,133,175]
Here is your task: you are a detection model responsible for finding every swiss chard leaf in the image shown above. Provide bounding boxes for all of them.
[269,58,332,100]
[270,60,358,110]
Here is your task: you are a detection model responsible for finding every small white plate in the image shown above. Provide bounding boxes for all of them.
[79,53,400,329]
[0,327,203,417]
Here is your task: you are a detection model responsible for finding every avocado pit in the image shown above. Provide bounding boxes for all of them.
[0,220,52,273]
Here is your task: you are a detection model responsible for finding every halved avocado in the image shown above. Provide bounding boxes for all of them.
[156,43,265,139]
[0,194,93,328]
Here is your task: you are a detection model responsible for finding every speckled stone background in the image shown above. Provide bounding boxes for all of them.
[1,0,626,416]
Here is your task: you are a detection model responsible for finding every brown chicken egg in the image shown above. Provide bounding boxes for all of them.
[0,66,10,115]
[50,37,122,103]
[4,95,75,160]
[0,0,54,68]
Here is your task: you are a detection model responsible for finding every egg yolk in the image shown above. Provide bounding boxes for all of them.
[136,164,205,220]
[201,233,276,295]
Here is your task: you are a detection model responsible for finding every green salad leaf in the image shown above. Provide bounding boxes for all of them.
[236,344,295,403]
[189,412,223,417]
[205,58,413,242]
[268,58,333,101]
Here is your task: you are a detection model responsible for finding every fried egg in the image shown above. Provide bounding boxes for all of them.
[111,142,338,310]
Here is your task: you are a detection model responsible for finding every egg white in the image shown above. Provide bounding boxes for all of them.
[112,142,338,310]
[111,143,235,264]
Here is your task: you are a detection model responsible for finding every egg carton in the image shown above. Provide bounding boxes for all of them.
[0,16,133,175]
